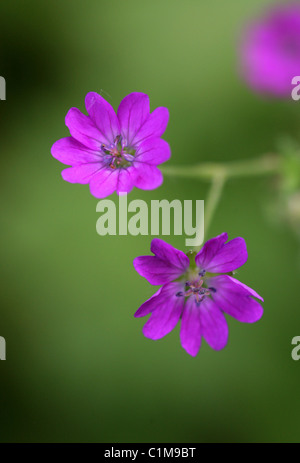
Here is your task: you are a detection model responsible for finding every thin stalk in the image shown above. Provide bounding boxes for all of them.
[161,154,280,181]
[204,172,227,241]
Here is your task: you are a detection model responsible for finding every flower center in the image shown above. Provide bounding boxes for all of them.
[176,269,216,305]
[101,135,136,169]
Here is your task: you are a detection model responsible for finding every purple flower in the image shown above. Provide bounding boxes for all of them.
[51,92,170,198]
[240,3,300,97]
[134,233,263,356]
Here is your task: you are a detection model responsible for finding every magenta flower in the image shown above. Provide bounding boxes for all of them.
[240,3,300,97]
[51,92,170,198]
[134,233,263,356]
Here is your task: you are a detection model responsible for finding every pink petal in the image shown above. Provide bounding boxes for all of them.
[133,256,185,285]
[51,137,101,166]
[134,287,163,318]
[207,275,264,323]
[142,282,184,340]
[226,276,264,301]
[61,163,102,184]
[196,233,248,273]
[135,137,171,165]
[116,167,138,195]
[180,297,202,357]
[65,108,104,150]
[85,92,120,144]
[89,168,118,198]
[200,298,229,351]
[150,238,190,270]
[132,107,169,146]
[195,233,228,269]
[117,93,150,146]
[133,239,189,285]
[133,164,163,190]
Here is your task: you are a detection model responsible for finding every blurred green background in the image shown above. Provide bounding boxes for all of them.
[1,0,300,443]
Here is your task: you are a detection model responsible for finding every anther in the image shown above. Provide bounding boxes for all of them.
[123,153,135,162]
[209,287,217,293]
[176,291,184,297]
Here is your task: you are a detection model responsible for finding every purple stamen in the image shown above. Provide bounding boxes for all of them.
[123,153,135,162]
[176,291,184,297]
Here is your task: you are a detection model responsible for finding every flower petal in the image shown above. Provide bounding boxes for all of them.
[65,108,104,150]
[195,233,228,269]
[133,239,189,285]
[142,282,184,340]
[132,107,169,146]
[133,164,163,190]
[207,275,264,323]
[195,233,248,273]
[226,276,264,301]
[85,92,120,144]
[180,297,202,357]
[150,238,190,270]
[116,167,138,195]
[51,137,101,166]
[117,93,150,145]
[61,163,102,184]
[133,256,184,285]
[134,287,163,318]
[89,168,118,198]
[200,297,229,351]
[135,137,171,165]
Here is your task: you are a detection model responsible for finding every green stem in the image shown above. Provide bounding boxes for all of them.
[204,172,227,241]
[161,154,281,250]
[161,154,280,180]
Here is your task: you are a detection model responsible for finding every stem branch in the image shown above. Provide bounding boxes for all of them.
[162,153,281,248]
[204,172,227,241]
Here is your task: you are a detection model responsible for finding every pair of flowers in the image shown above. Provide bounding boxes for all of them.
[51,91,263,356]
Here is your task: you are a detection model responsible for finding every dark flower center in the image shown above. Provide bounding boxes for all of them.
[101,135,136,169]
[176,271,216,306]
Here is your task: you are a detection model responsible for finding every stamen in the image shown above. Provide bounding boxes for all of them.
[103,154,113,164]
[198,270,206,277]
[176,291,184,297]
[101,144,111,155]
[209,287,217,293]
[123,153,135,162]
[101,135,136,170]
